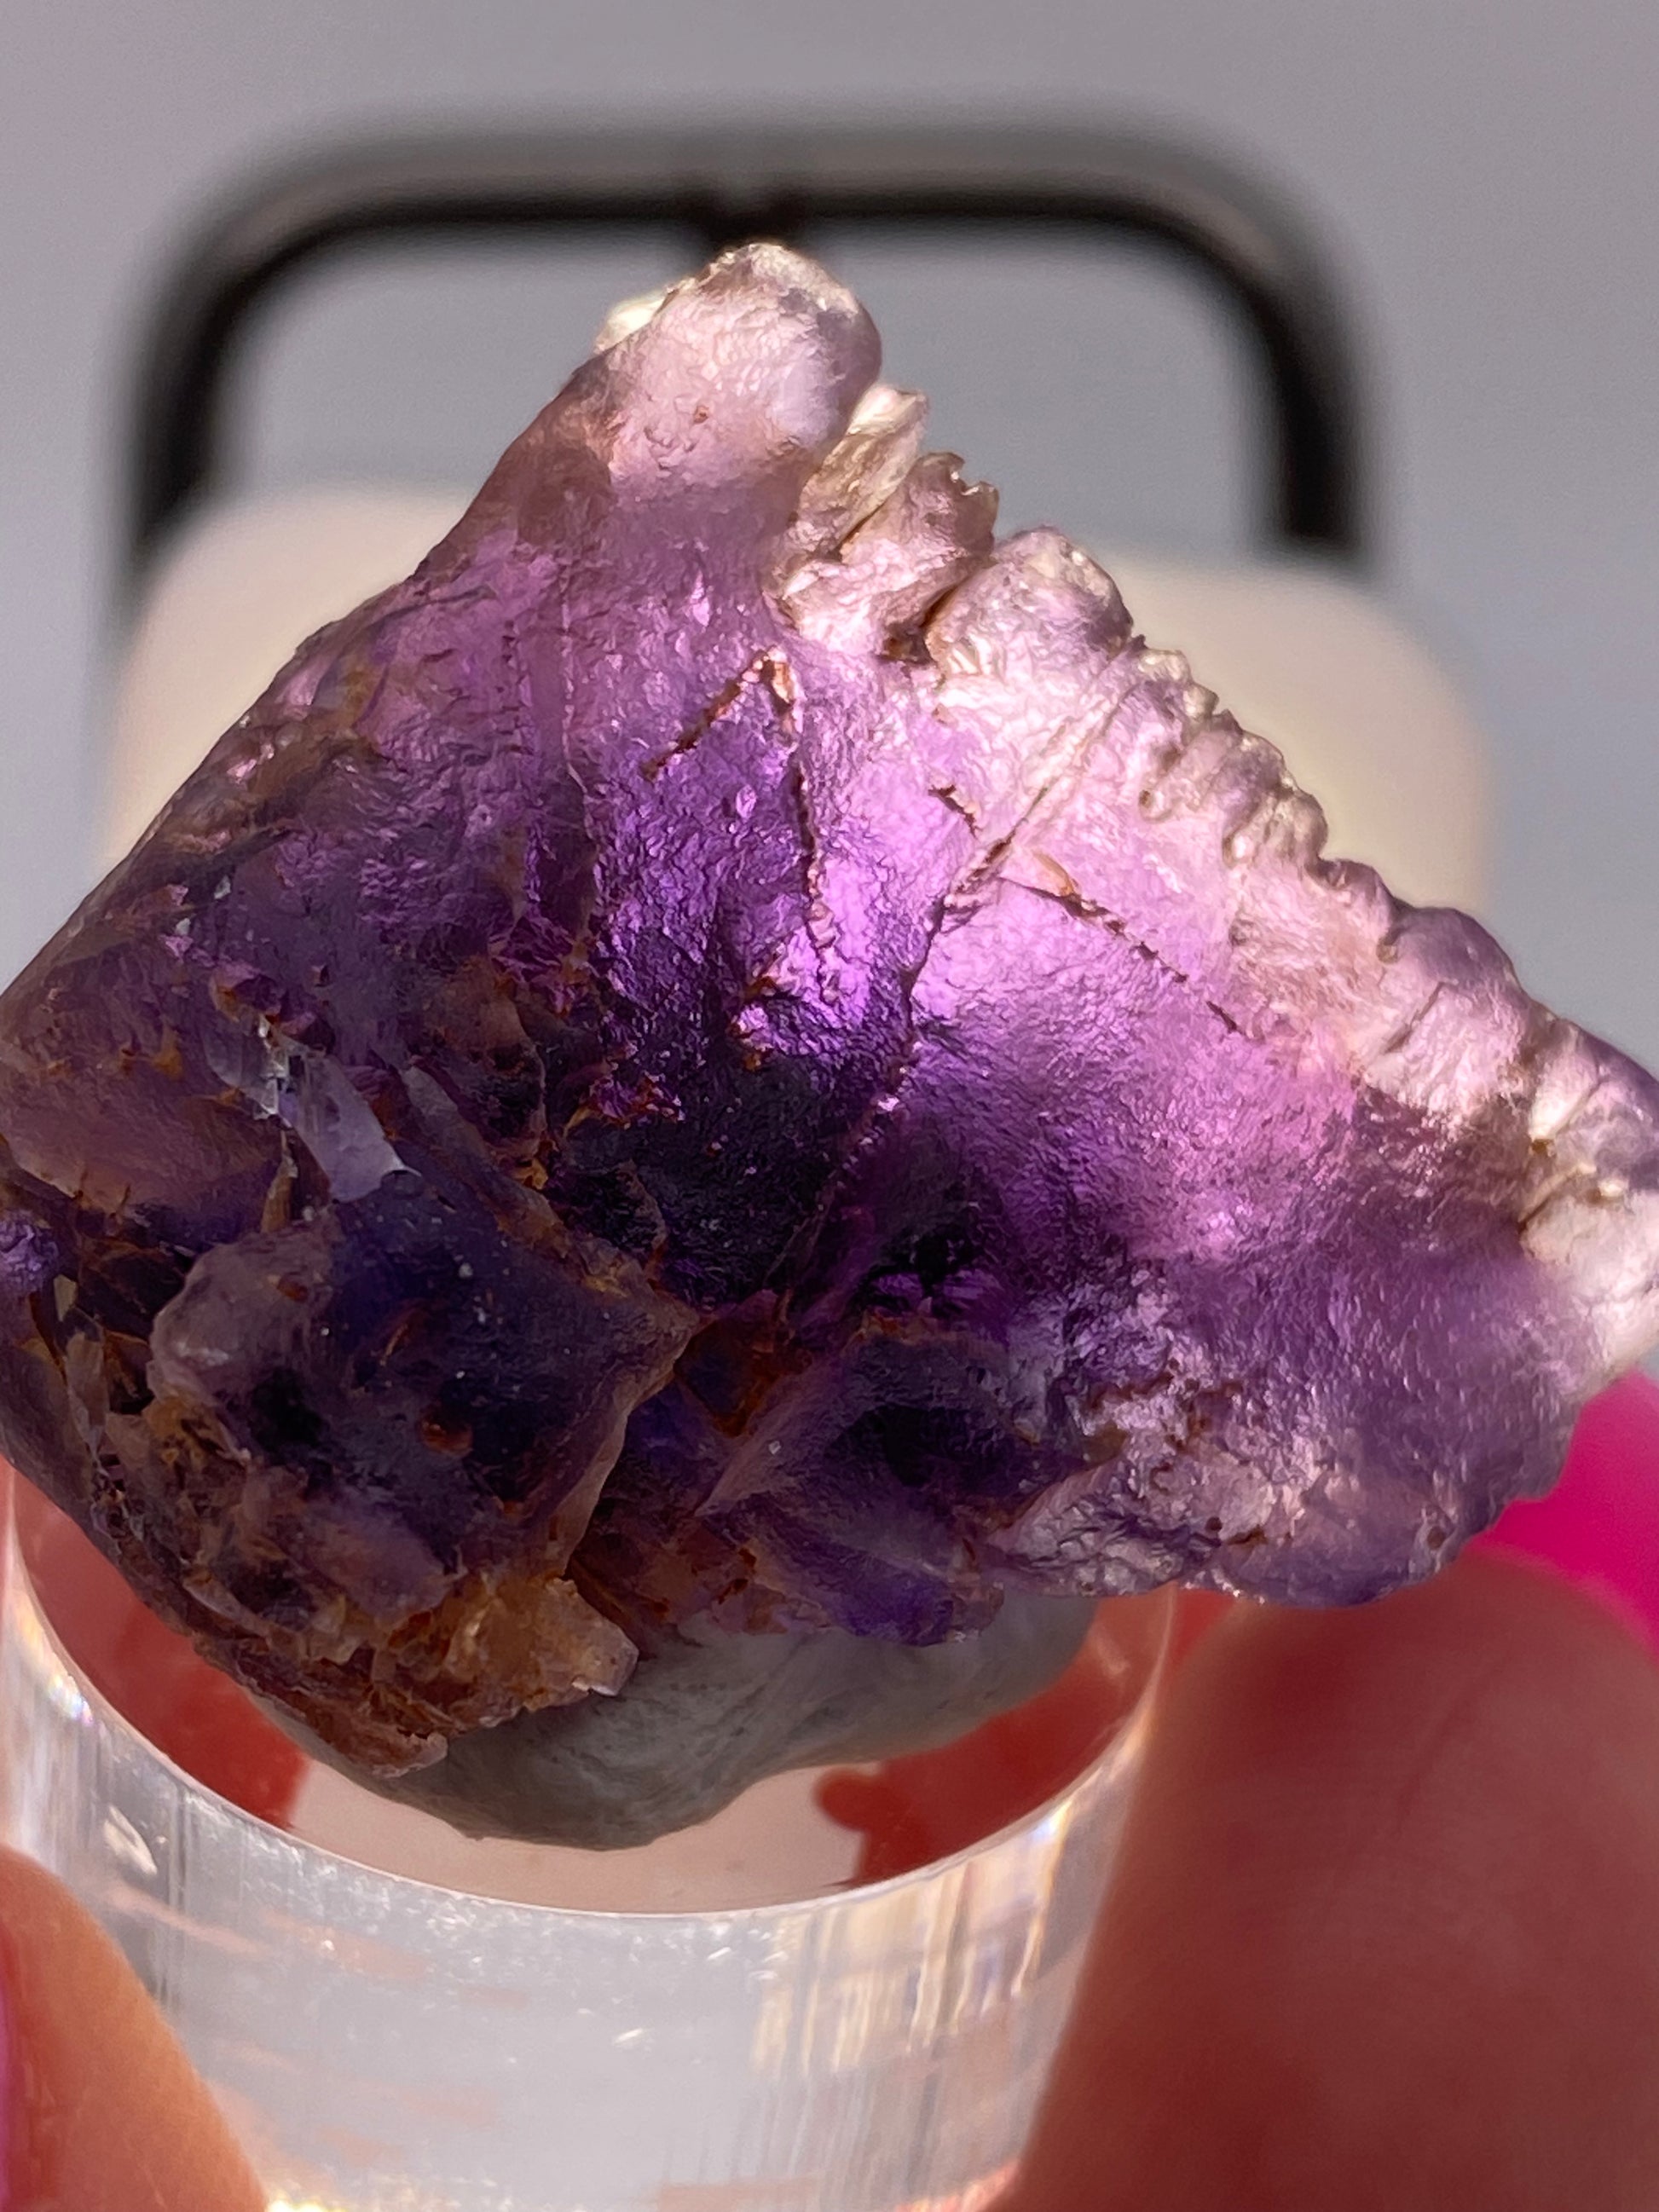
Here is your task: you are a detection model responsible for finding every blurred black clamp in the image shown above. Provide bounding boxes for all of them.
[128,126,1368,584]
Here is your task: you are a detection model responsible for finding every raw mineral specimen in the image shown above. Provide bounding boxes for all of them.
[2,246,1657,1844]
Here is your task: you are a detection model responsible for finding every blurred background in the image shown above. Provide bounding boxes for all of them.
[3,0,1656,1081]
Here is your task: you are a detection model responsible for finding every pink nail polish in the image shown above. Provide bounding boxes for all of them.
[1477,1371,1659,1649]
[0,1937,13,2211]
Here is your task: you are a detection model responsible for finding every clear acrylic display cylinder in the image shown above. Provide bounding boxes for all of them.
[0,1494,1168,2212]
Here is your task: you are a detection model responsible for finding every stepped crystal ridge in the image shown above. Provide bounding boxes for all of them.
[2,246,1657,1843]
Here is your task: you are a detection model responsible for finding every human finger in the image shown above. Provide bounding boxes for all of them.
[1004,1551,1659,2212]
[0,1844,264,2211]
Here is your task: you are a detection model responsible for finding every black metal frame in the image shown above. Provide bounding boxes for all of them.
[127,125,1367,582]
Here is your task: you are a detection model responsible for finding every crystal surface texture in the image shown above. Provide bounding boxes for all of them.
[0,245,1656,1829]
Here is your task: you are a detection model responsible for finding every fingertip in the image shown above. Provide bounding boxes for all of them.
[0,1847,263,2211]
[1009,1552,1659,2212]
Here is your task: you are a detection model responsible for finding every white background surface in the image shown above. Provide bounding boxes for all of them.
[3,0,1657,1076]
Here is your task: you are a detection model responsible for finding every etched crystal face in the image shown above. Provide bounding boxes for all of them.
[1,246,1656,1844]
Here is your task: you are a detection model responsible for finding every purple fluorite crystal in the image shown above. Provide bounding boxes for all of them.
[2,246,1657,1840]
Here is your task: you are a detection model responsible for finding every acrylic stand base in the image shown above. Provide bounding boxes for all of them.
[0,1516,1167,2212]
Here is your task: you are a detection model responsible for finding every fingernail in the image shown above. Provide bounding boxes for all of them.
[0,1931,14,2212]
[1477,1371,1659,1649]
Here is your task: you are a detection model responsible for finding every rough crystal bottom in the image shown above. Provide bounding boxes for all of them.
[0,1518,1166,2211]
